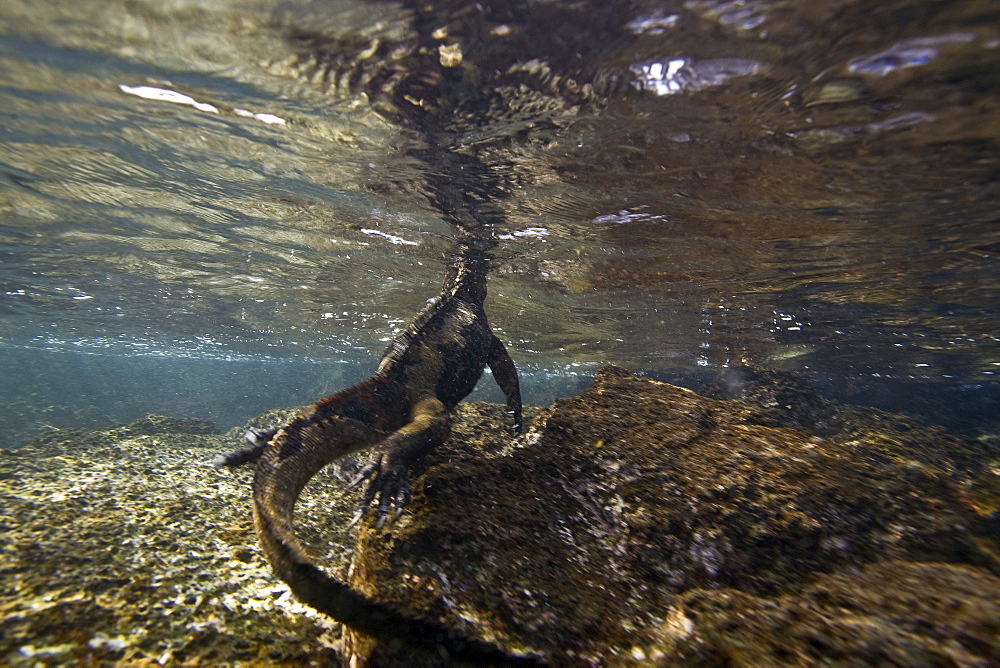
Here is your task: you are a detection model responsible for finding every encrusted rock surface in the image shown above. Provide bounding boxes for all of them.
[346,366,999,664]
[2,367,998,666]
[0,413,347,665]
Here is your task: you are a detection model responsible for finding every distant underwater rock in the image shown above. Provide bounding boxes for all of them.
[114,414,219,436]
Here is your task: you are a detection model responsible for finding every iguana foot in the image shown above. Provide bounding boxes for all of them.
[246,427,279,444]
[343,397,448,529]
[346,453,413,530]
[507,410,522,436]
[212,427,279,468]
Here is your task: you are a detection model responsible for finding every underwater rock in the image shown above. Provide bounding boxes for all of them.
[671,560,1000,665]
[1,399,111,449]
[343,366,999,664]
[706,364,1000,480]
[0,414,344,666]
[113,413,219,437]
[1,379,997,665]
[703,364,844,435]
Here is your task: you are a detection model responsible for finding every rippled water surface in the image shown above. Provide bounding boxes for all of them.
[1,0,998,442]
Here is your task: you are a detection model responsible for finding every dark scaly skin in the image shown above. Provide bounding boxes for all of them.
[215,238,528,663]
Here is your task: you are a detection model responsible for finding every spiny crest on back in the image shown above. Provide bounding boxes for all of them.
[376,292,450,373]
[375,245,489,374]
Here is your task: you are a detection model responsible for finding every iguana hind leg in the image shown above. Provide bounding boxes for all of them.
[348,396,450,528]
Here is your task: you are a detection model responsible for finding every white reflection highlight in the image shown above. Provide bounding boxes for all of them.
[119,85,219,113]
[233,108,286,125]
[627,13,679,35]
[360,228,418,246]
[119,85,287,125]
[631,58,761,96]
[498,227,549,240]
[848,33,975,76]
[591,210,669,225]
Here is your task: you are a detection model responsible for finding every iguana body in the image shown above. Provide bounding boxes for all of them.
[216,240,525,662]
[212,2,543,659]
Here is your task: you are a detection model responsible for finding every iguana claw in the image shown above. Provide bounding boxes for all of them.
[345,453,414,530]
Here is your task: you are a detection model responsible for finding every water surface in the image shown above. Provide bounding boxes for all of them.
[1,0,998,443]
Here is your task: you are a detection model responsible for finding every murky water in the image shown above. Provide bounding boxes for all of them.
[1,0,998,444]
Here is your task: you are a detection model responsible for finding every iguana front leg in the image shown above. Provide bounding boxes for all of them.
[349,396,449,528]
[488,335,523,435]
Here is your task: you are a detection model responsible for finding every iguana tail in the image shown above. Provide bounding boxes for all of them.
[251,413,540,665]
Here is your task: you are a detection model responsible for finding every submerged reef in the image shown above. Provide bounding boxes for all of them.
[1,368,998,665]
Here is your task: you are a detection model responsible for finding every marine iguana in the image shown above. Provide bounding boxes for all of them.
[213,0,623,660]
[211,39,534,659]
[215,228,526,661]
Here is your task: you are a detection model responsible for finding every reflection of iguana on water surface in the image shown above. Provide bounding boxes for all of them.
[214,232,526,662]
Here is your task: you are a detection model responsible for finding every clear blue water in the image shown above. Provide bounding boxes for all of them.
[1,0,998,445]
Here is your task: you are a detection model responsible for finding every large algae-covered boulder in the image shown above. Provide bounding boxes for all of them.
[341,366,999,664]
